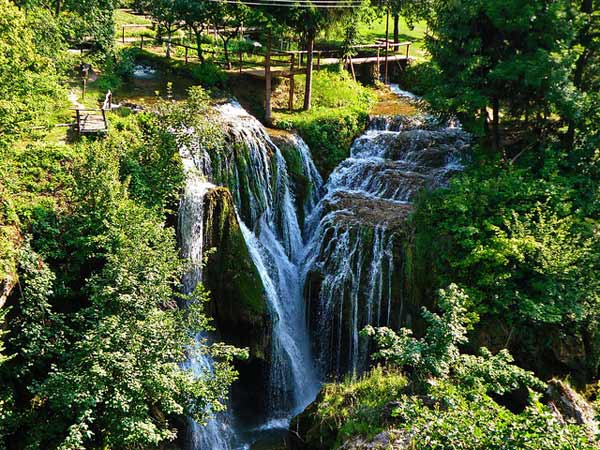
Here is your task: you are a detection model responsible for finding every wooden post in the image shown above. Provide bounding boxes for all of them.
[239,46,243,73]
[384,7,390,84]
[376,47,380,80]
[122,26,125,44]
[265,31,272,125]
[406,42,410,59]
[288,53,295,111]
[140,34,144,49]
[349,55,356,81]
[76,109,80,133]
[303,32,315,111]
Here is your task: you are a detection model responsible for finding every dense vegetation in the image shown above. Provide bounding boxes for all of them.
[404,0,600,382]
[295,286,598,449]
[0,2,245,445]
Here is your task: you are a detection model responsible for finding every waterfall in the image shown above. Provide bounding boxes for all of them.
[212,102,320,418]
[179,101,321,448]
[304,111,470,378]
[177,91,469,447]
[178,173,237,450]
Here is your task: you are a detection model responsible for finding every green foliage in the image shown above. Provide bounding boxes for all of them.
[364,284,477,384]
[412,158,600,374]
[308,365,595,450]
[456,348,546,396]
[0,0,66,141]
[422,0,575,145]
[190,62,228,88]
[273,69,375,175]
[392,379,596,450]
[0,89,242,448]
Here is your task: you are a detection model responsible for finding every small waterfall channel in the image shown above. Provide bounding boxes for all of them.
[177,91,470,449]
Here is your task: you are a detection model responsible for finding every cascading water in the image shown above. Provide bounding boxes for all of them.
[178,172,236,450]
[303,99,470,378]
[178,101,322,448]
[211,102,320,418]
[177,89,469,448]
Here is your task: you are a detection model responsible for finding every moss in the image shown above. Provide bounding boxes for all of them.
[271,133,312,227]
[274,107,370,177]
[290,366,407,450]
[203,187,266,317]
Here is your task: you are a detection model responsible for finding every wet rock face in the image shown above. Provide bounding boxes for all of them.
[201,187,273,416]
[303,114,470,379]
[181,101,323,437]
[270,131,323,230]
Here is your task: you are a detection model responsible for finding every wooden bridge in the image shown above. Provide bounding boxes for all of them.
[74,91,111,134]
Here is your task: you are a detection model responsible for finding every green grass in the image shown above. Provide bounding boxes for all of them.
[271,68,376,175]
[115,9,152,27]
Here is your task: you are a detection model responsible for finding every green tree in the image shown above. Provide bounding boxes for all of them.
[175,0,217,63]
[425,0,574,150]
[210,0,253,70]
[0,0,64,141]
[140,0,182,58]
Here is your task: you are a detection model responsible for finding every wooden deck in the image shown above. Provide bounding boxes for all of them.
[241,55,410,79]
[75,109,108,134]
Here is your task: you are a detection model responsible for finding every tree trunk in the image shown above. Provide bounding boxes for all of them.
[55,0,61,16]
[265,31,273,125]
[166,28,172,59]
[223,37,232,70]
[303,32,315,111]
[492,97,500,152]
[393,14,399,43]
[194,30,205,64]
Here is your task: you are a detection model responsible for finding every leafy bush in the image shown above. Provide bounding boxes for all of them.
[411,157,600,375]
[191,62,228,88]
[0,0,66,142]
[304,287,594,449]
[0,88,242,449]
[306,365,595,450]
[273,68,376,176]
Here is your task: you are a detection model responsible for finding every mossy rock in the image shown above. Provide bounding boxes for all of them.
[270,132,312,227]
[201,187,273,418]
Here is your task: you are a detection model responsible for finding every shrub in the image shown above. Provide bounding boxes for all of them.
[273,68,376,176]
[191,62,228,89]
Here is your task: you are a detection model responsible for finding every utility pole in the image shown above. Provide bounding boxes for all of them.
[265,30,273,125]
[384,4,390,84]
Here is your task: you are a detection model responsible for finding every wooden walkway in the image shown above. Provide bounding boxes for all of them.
[241,54,410,79]
[76,109,108,133]
[74,91,111,134]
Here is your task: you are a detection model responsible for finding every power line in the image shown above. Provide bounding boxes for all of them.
[208,0,364,7]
